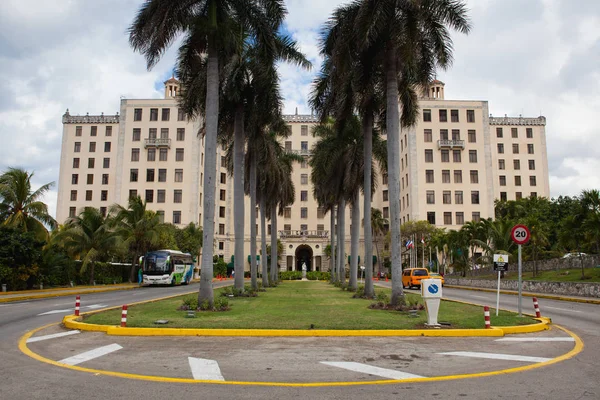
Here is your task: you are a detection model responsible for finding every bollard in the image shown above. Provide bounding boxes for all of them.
[75,295,81,316]
[532,297,541,318]
[121,305,128,327]
[2,284,7,292]
[484,305,491,329]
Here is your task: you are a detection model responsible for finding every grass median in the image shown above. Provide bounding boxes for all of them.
[83,281,535,329]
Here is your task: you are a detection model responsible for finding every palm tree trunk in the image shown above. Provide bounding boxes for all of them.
[89,261,95,286]
[270,207,278,282]
[260,196,269,287]
[248,141,258,291]
[330,208,336,283]
[337,198,346,284]
[350,191,360,290]
[363,114,375,297]
[233,105,245,291]
[198,45,219,307]
[386,49,403,306]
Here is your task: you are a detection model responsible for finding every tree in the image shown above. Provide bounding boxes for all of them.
[0,226,44,290]
[581,189,600,254]
[175,223,203,261]
[0,167,57,240]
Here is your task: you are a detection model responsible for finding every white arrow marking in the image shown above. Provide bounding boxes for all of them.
[495,337,575,342]
[188,357,225,381]
[320,361,425,380]
[38,309,73,315]
[85,304,108,310]
[27,330,81,343]
[59,344,123,366]
[438,351,551,363]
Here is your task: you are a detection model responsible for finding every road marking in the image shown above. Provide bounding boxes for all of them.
[188,357,225,381]
[495,337,575,342]
[85,304,108,310]
[58,344,123,366]
[545,306,583,313]
[320,361,425,380]
[470,295,489,299]
[38,309,72,315]
[439,351,551,363]
[27,330,81,343]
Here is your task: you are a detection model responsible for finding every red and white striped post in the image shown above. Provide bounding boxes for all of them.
[484,305,491,329]
[121,305,128,327]
[532,297,541,318]
[75,295,80,316]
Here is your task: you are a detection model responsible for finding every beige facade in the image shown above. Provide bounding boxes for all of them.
[56,79,549,273]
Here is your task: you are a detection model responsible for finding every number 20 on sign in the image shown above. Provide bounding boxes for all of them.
[511,224,530,245]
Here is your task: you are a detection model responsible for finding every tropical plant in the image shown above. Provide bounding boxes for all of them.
[371,208,388,277]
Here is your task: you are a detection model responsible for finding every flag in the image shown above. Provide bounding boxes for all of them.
[406,240,414,249]
[421,237,425,245]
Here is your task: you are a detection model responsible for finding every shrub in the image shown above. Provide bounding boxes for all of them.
[279,271,302,280]
[179,295,198,311]
[306,271,330,281]
[213,296,230,311]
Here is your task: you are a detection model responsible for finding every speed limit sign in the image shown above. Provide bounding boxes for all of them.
[511,224,530,245]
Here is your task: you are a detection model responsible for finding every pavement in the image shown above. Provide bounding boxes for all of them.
[443,284,600,304]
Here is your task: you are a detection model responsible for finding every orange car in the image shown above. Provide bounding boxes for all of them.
[402,268,430,289]
[429,272,445,287]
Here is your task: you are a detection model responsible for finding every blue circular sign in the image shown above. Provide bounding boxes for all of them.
[428,284,439,294]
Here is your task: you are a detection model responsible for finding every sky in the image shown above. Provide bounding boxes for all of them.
[1,0,599,219]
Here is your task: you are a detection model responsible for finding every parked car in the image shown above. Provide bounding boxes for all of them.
[562,252,587,259]
[429,272,445,286]
[402,268,430,289]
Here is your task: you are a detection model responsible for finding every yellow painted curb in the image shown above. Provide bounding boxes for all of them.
[0,285,141,303]
[444,285,600,305]
[0,284,138,296]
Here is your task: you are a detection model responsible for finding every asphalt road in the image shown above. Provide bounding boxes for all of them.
[1,282,598,400]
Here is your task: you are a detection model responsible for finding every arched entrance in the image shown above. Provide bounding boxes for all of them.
[295,245,313,271]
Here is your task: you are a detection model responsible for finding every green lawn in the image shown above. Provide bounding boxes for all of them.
[84,281,534,329]
[466,267,600,283]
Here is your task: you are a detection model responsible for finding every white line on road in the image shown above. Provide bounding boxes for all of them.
[495,337,575,342]
[544,306,583,313]
[470,295,489,299]
[320,361,425,380]
[188,357,225,381]
[58,344,123,366]
[439,351,551,363]
[85,304,108,310]
[37,309,73,315]
[27,330,81,343]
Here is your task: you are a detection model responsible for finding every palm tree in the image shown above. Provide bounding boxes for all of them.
[129,0,288,306]
[371,208,388,277]
[0,168,56,239]
[581,189,600,254]
[55,207,120,285]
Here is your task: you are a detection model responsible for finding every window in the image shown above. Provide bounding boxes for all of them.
[219,224,225,235]
[439,109,447,122]
[104,142,111,152]
[89,142,96,152]
[472,212,481,222]
[528,144,534,154]
[160,128,169,139]
[283,224,292,232]
[72,158,80,170]
[383,174,388,185]
[496,127,503,138]
[425,149,433,162]
[101,190,108,201]
[70,190,77,201]
[469,150,477,163]
[153,169,164,183]
[174,169,183,182]
[443,190,451,204]
[426,170,434,183]
[301,141,308,151]
[453,212,463,225]
[218,242,224,250]
[440,129,448,140]
[88,158,95,168]
[150,108,158,121]
[158,148,168,161]
[161,108,170,121]
[500,192,507,201]
[317,207,325,219]
[91,126,97,137]
[383,190,388,201]
[471,191,480,204]
[529,160,536,170]
[146,169,155,182]
[130,169,138,182]
[105,126,112,137]
[149,128,157,139]
[177,108,185,121]
[442,170,450,183]
[423,109,431,122]
[426,190,435,204]
[499,175,506,186]
[514,159,521,170]
[499,159,505,170]
[218,189,226,201]
[301,157,308,169]
[74,142,81,152]
[515,176,521,186]
[512,143,519,154]
[454,170,462,183]
[424,129,432,142]
[301,174,308,185]
[147,148,156,162]
[221,156,227,167]
[516,192,523,200]
[173,211,181,224]
[86,190,92,201]
[134,108,142,121]
[511,127,518,138]
[468,130,476,143]
[87,174,93,184]
[301,125,308,136]
[455,190,463,204]
[530,176,537,186]
[285,141,292,151]
[69,207,76,218]
[102,174,109,185]
[531,192,538,198]
[72,174,79,184]
[301,191,308,201]
[427,212,436,225]
[444,212,452,225]
[300,224,308,232]
[441,149,449,162]
[131,148,140,161]
[467,109,475,123]
[453,150,461,163]
[497,143,504,154]
[174,189,182,203]
[301,208,308,219]
[75,126,82,136]
[470,170,479,184]
[383,207,389,218]
[451,109,459,122]
[103,158,110,168]
[129,189,138,199]
[176,148,184,161]
[526,128,533,138]
[284,207,291,218]
[452,129,460,140]
[176,128,185,141]
[220,173,226,184]
[132,128,141,141]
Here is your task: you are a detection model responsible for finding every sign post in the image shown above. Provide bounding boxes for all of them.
[511,225,531,317]
[493,254,509,316]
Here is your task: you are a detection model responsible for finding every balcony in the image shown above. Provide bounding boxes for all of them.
[144,138,171,148]
[289,149,312,156]
[279,230,329,239]
[437,139,465,150]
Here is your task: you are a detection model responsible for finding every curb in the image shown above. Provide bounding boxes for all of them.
[0,284,137,296]
[444,285,600,305]
[0,285,142,303]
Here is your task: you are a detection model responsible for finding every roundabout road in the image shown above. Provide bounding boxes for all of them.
[1,283,599,399]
